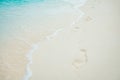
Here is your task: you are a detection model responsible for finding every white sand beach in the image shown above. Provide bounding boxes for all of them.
[0,0,120,80]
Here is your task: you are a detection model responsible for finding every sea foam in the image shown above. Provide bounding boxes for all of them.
[23,0,87,80]
[0,0,87,80]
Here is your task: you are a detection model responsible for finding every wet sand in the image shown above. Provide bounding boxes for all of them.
[0,0,120,80]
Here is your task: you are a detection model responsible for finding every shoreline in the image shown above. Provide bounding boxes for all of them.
[0,0,120,80]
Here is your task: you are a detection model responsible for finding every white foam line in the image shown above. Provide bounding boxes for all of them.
[63,0,87,30]
[22,1,87,80]
[23,44,39,80]
[22,28,63,80]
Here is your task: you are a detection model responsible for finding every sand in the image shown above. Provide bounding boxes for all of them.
[0,0,120,80]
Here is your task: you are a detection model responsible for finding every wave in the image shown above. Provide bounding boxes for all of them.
[0,0,87,80]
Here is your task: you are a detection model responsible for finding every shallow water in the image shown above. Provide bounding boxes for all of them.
[0,0,87,80]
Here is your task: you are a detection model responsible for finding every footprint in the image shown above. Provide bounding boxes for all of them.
[72,49,87,70]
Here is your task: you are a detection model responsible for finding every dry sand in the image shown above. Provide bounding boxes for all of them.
[31,0,120,80]
[0,0,120,80]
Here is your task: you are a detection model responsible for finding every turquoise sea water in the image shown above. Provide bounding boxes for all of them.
[0,0,87,7]
[0,0,87,80]
[0,0,45,6]
[0,0,86,39]
[0,0,63,38]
